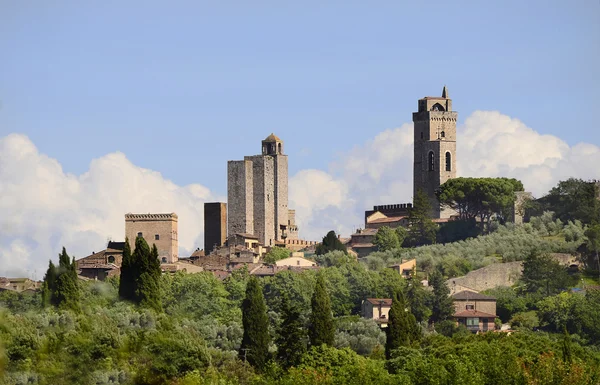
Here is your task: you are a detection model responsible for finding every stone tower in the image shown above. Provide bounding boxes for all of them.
[125,213,178,263]
[227,134,289,247]
[204,202,227,255]
[413,86,457,218]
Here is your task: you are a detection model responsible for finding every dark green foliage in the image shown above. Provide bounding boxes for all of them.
[428,270,453,323]
[437,218,480,243]
[277,295,307,369]
[406,280,432,323]
[240,276,270,371]
[385,290,419,359]
[521,252,573,296]
[536,178,600,225]
[406,189,437,246]
[41,260,56,307]
[119,237,162,310]
[584,224,600,274]
[374,226,401,251]
[309,274,335,347]
[42,247,80,311]
[316,230,347,255]
[118,238,134,301]
[437,177,524,231]
[263,246,291,264]
[483,286,527,322]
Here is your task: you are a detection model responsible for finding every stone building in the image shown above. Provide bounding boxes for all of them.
[204,202,227,255]
[413,86,457,218]
[362,298,392,327]
[452,291,497,332]
[227,134,296,247]
[125,213,178,263]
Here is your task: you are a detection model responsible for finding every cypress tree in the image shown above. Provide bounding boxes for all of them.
[277,294,306,369]
[51,248,80,311]
[309,273,335,347]
[136,244,162,311]
[41,260,57,307]
[118,238,134,301]
[385,290,419,359]
[240,276,270,371]
[429,271,454,323]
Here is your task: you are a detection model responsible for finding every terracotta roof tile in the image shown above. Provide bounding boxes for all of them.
[454,310,497,318]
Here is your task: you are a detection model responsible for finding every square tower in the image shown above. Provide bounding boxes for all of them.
[125,213,178,263]
[227,134,290,247]
[204,202,227,255]
[412,86,457,218]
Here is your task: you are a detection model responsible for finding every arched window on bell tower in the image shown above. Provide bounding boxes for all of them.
[445,152,452,171]
[428,151,435,171]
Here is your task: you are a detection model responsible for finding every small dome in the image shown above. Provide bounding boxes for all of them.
[263,133,282,142]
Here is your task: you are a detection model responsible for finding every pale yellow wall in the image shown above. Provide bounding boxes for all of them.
[275,256,315,267]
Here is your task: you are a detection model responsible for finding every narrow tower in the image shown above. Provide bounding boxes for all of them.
[412,86,457,218]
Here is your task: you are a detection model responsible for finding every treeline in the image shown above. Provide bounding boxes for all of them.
[1,259,600,384]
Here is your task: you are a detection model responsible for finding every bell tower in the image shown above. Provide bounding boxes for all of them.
[412,86,457,218]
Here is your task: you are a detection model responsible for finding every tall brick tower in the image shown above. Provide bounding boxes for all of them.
[227,134,289,247]
[413,86,457,218]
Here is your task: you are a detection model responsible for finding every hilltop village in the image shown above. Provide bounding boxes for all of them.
[72,87,524,280]
[3,88,600,384]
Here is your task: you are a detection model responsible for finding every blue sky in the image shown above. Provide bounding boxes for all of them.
[1,1,598,196]
[2,1,600,277]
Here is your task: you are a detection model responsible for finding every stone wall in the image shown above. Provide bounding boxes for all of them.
[446,262,523,294]
[125,213,178,263]
[227,160,254,237]
[204,202,227,255]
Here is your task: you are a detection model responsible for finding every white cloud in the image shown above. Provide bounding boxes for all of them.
[289,111,600,241]
[0,134,221,278]
[2,110,599,277]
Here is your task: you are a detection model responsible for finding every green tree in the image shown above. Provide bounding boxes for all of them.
[584,224,600,275]
[240,276,270,371]
[385,290,418,359]
[437,177,524,231]
[395,226,408,247]
[118,238,134,301]
[316,230,347,255]
[263,246,290,264]
[373,226,400,251]
[277,294,307,369]
[41,260,56,307]
[44,247,80,311]
[309,273,335,347]
[428,270,454,324]
[536,178,600,225]
[407,189,437,246]
[521,252,572,296]
[406,280,432,323]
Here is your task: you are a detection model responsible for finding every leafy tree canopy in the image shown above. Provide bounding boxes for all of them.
[316,230,347,255]
[535,178,600,225]
[263,246,291,264]
[437,177,524,231]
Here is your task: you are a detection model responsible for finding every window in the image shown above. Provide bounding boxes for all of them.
[155,234,160,240]
[466,317,479,326]
[278,143,282,153]
[420,132,423,139]
[107,255,115,264]
[161,257,167,263]
[297,260,300,265]
[428,151,435,171]
[445,152,452,171]
[137,232,143,238]
[466,304,474,310]
[440,131,445,138]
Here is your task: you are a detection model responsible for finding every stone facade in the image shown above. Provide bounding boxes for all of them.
[227,134,293,247]
[364,204,411,226]
[204,202,227,255]
[512,191,533,225]
[413,86,457,218]
[125,213,178,263]
[362,298,392,327]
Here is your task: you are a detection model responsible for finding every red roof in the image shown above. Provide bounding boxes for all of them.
[453,310,497,318]
[368,216,405,224]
